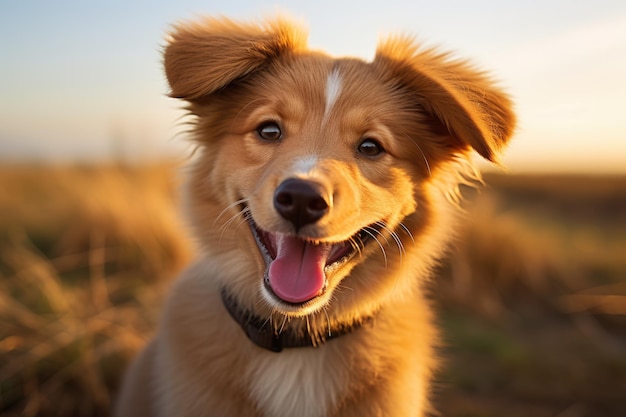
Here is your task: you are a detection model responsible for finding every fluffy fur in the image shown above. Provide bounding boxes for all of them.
[114,16,515,417]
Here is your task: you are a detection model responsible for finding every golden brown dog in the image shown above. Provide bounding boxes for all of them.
[114,16,515,417]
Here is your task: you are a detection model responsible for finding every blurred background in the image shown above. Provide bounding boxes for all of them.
[1,1,625,416]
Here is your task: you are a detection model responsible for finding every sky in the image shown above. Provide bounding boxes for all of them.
[1,0,625,173]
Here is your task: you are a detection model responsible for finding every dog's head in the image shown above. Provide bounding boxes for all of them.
[164,17,515,319]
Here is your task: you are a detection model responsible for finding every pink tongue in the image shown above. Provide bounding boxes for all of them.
[267,234,330,304]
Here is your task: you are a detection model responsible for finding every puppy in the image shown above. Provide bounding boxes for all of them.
[115,16,515,417]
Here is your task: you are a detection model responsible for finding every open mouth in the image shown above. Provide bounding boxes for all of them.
[246,213,380,305]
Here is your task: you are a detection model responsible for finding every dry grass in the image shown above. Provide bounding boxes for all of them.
[0,163,624,416]
[435,174,626,417]
[445,174,626,315]
[0,163,192,416]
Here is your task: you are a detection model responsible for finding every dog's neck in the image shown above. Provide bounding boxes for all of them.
[220,289,373,352]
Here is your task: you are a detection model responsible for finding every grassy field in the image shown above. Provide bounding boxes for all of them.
[0,163,625,417]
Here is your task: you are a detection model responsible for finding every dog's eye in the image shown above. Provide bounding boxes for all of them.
[358,139,385,157]
[256,122,282,142]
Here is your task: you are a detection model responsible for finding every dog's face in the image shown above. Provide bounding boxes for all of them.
[165,18,515,319]
[190,58,428,316]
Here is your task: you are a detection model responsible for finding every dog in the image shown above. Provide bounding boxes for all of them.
[114,15,515,417]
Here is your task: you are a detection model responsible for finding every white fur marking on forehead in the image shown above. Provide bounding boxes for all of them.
[322,68,342,126]
[292,156,319,176]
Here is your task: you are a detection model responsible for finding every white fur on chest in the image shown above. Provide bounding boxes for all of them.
[245,347,345,417]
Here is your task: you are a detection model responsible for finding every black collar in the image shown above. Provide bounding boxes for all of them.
[220,289,372,353]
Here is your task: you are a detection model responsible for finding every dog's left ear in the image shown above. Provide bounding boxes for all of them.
[373,37,516,163]
[164,17,306,100]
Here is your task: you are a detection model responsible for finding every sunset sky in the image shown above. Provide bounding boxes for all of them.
[1,0,625,173]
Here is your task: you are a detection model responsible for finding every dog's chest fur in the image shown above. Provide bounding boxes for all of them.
[245,347,347,417]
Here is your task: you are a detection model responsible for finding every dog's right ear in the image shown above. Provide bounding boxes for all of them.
[373,37,516,164]
[164,17,307,100]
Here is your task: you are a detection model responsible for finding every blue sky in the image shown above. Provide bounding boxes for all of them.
[1,0,625,172]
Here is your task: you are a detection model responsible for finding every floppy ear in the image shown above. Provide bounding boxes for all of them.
[164,17,307,100]
[373,37,516,163]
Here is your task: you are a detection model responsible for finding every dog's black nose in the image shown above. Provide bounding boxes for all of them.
[274,178,329,229]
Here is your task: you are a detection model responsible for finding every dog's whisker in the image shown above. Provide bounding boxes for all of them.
[337,282,354,292]
[213,198,249,226]
[268,310,277,332]
[398,222,416,244]
[218,209,243,235]
[369,224,392,252]
[403,134,432,177]
[387,229,407,258]
[257,302,273,329]
[375,221,406,259]
[238,205,252,222]
[323,308,332,337]
[278,315,288,335]
[305,315,311,336]
[217,207,250,249]
[217,204,249,235]
[268,311,275,329]
[234,212,251,231]
[348,237,363,258]
[231,207,254,239]
[260,315,272,331]
[390,232,405,260]
[361,227,388,267]
[371,222,391,246]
